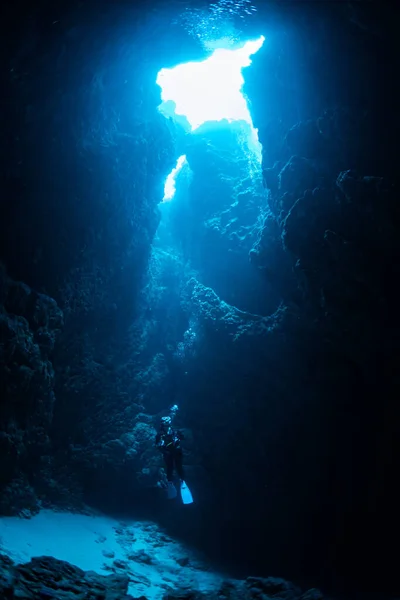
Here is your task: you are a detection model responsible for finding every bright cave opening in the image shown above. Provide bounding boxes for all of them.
[157,36,264,201]
[162,155,188,203]
[156,36,265,132]
[154,34,274,317]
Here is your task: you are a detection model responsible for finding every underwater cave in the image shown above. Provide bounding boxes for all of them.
[154,33,276,317]
[0,1,399,599]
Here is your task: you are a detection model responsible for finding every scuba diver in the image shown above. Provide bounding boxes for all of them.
[155,404,193,504]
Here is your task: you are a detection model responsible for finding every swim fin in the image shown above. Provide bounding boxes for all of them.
[180,481,193,505]
[167,482,177,500]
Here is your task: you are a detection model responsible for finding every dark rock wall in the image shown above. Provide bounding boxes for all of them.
[0,268,63,514]
[236,3,399,592]
[0,2,202,511]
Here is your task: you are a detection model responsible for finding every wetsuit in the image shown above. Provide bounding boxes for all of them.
[156,427,185,482]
